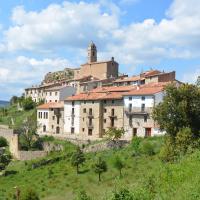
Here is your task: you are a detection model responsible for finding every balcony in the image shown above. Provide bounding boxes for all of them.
[87,112,94,118]
[125,107,152,115]
[86,122,94,129]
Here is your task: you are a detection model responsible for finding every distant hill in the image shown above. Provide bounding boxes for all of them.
[0,100,9,107]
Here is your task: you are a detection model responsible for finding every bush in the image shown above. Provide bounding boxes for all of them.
[111,188,134,200]
[0,137,8,148]
[22,97,35,111]
[159,136,178,162]
[131,137,142,156]
[21,188,40,200]
[140,140,155,156]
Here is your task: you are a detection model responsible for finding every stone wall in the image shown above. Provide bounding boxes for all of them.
[16,151,47,161]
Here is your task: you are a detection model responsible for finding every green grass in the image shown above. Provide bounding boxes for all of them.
[0,105,35,128]
[1,137,200,200]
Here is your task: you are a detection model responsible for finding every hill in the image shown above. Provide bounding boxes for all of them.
[1,137,200,200]
[0,100,9,108]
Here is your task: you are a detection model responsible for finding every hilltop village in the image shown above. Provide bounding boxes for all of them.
[25,42,180,141]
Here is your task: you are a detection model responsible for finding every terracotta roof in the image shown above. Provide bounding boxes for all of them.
[66,91,124,101]
[90,85,135,93]
[142,70,161,77]
[123,86,164,96]
[37,102,64,109]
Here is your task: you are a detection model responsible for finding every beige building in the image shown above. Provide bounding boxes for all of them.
[37,102,64,136]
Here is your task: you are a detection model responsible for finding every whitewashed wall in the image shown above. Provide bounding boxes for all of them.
[37,109,50,135]
[64,101,80,136]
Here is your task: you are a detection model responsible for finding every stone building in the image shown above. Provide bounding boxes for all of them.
[37,102,64,136]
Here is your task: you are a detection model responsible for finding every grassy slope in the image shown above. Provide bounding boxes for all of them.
[0,137,200,200]
[0,105,35,128]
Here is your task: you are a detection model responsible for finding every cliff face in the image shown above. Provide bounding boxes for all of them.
[43,68,75,84]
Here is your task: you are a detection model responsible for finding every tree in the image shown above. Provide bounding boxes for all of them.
[105,128,125,141]
[93,157,107,182]
[0,137,8,148]
[18,112,38,150]
[71,147,85,174]
[21,188,40,200]
[153,83,200,139]
[196,76,200,87]
[113,156,125,177]
[22,97,35,111]
[10,96,18,105]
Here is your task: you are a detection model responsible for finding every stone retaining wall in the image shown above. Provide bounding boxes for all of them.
[16,151,47,161]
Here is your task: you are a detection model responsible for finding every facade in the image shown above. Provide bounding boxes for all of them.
[37,102,64,136]
[114,70,175,86]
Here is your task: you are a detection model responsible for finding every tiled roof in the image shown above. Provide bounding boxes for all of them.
[90,85,135,93]
[114,75,144,83]
[37,102,64,109]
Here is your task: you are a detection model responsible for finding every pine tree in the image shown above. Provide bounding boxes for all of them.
[71,147,85,174]
[113,156,125,177]
[93,157,107,182]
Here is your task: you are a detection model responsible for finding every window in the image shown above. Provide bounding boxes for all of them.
[72,101,75,106]
[88,129,93,136]
[104,100,107,104]
[104,109,107,113]
[83,108,86,113]
[133,128,137,136]
[55,92,58,96]
[89,108,92,115]
[144,115,147,122]
[56,127,60,134]
[50,92,52,96]
[43,125,46,132]
[52,116,55,120]
[111,118,115,127]
[84,101,86,104]
[55,100,57,102]
[104,119,106,123]
[129,97,132,101]
[112,100,115,104]
[129,103,132,112]
[111,109,115,116]
[71,127,75,134]
[72,108,75,115]
[129,116,132,127]
[141,104,145,112]
[92,101,94,104]
[82,128,85,132]
[83,118,85,121]
[141,96,145,101]
[46,112,48,119]
[52,125,54,129]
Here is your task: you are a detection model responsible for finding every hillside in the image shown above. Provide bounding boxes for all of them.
[1,137,200,200]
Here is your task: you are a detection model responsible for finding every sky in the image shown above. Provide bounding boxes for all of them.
[0,0,200,100]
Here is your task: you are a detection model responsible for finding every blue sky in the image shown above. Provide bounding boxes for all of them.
[0,0,199,100]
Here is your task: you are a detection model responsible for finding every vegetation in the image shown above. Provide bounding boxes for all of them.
[113,156,125,177]
[71,147,85,174]
[105,128,125,141]
[93,157,107,182]
[21,188,40,200]
[0,137,8,148]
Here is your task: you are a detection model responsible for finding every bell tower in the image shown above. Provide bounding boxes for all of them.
[88,41,97,63]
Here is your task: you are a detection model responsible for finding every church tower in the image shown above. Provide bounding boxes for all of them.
[88,41,97,63]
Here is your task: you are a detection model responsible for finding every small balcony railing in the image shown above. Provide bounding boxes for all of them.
[125,107,152,115]
[87,112,94,118]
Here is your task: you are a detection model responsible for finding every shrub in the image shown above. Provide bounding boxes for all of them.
[22,97,35,111]
[159,136,177,162]
[0,137,8,148]
[75,190,91,200]
[140,140,155,156]
[131,137,142,156]
[111,188,134,200]
[21,188,40,200]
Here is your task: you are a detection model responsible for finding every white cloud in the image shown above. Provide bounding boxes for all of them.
[182,68,200,83]
[0,56,71,98]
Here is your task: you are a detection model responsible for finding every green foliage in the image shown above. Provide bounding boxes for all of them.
[0,153,11,171]
[113,156,125,177]
[140,140,156,156]
[22,97,36,111]
[131,137,142,156]
[93,157,107,181]
[75,190,91,200]
[153,83,200,138]
[105,128,125,141]
[0,137,8,147]
[196,76,200,87]
[21,188,40,200]
[111,188,134,200]
[71,147,85,174]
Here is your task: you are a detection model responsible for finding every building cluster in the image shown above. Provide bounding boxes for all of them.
[25,42,179,141]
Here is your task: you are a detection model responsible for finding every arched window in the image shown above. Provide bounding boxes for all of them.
[43,125,46,132]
